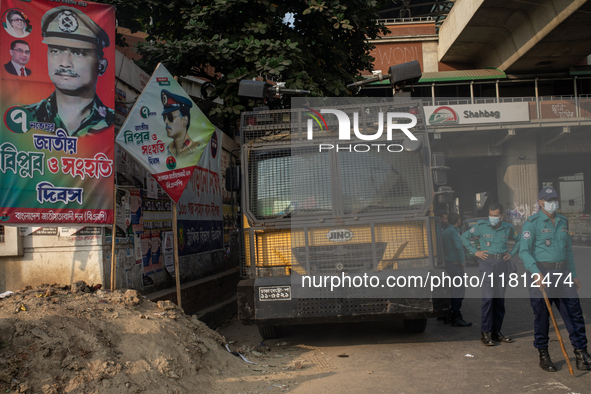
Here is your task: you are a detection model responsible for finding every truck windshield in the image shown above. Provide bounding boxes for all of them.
[250,147,427,219]
[340,150,426,214]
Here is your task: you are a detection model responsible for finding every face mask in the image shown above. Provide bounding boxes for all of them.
[489,216,501,226]
[544,201,559,214]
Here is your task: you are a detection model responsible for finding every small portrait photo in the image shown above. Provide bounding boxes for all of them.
[5,39,31,77]
[3,9,32,38]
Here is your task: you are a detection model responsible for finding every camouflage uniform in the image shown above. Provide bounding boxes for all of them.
[24,92,114,137]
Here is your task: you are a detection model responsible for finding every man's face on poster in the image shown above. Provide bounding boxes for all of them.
[47,45,100,95]
[10,42,30,67]
[164,110,188,140]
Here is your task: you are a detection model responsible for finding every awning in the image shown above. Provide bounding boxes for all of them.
[367,68,506,86]
[570,66,591,76]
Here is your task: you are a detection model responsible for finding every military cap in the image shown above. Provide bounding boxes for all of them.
[161,90,193,115]
[41,6,109,50]
[539,187,558,200]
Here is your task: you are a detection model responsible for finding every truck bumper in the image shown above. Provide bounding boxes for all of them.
[237,276,450,326]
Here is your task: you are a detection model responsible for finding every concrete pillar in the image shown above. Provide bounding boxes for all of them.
[459,173,479,219]
[583,169,591,213]
[497,135,539,230]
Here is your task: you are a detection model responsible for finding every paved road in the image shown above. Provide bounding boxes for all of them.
[219,246,591,393]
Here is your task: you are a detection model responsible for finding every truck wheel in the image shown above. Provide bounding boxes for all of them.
[403,318,428,334]
[258,325,282,339]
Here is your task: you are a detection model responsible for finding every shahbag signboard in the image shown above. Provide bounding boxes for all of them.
[424,102,530,126]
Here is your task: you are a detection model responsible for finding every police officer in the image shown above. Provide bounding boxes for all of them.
[519,187,591,372]
[161,89,200,159]
[436,209,450,322]
[461,203,521,346]
[442,212,471,327]
[437,209,449,229]
[24,6,114,136]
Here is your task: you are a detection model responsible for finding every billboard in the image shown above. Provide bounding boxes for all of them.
[0,0,115,225]
[424,102,530,126]
[176,129,223,256]
[115,63,216,203]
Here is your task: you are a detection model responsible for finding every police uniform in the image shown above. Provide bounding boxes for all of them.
[167,138,200,159]
[23,6,114,137]
[161,89,200,159]
[519,187,591,371]
[442,225,471,326]
[461,219,521,344]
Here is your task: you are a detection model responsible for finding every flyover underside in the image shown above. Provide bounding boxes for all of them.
[439,0,591,73]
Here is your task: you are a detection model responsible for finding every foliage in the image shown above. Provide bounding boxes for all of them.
[96,0,389,118]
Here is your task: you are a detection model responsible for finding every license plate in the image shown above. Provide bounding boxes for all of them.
[259,286,291,301]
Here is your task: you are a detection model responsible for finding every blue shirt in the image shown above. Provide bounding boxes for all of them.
[460,220,521,256]
[442,225,465,264]
[518,211,576,277]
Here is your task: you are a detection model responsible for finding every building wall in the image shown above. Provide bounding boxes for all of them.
[368,21,439,74]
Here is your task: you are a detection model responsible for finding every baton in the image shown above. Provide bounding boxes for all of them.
[539,284,574,375]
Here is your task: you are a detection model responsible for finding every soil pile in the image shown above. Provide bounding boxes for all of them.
[0,283,244,394]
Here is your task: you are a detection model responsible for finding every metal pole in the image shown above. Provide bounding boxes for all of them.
[535,78,540,120]
[173,202,182,309]
[431,83,435,106]
[470,81,474,104]
[574,76,580,117]
[495,80,500,103]
[110,187,117,290]
[230,147,241,276]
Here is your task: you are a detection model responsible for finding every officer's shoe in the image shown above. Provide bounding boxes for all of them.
[437,314,449,322]
[574,347,591,370]
[538,348,557,372]
[444,313,453,324]
[450,314,472,327]
[492,331,513,343]
[480,332,495,346]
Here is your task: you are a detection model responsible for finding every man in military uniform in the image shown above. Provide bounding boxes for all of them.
[442,212,471,327]
[161,89,200,159]
[24,6,114,136]
[519,187,591,372]
[461,203,521,346]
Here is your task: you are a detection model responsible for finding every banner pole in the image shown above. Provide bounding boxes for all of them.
[110,186,117,291]
[173,202,182,309]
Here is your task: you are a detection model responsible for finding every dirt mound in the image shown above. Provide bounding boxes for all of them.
[0,283,245,394]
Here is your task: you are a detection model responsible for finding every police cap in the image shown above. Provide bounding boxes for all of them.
[161,90,193,115]
[539,187,558,200]
[41,6,110,51]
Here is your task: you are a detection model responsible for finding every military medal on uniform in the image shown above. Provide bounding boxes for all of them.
[486,241,491,247]
[545,238,552,246]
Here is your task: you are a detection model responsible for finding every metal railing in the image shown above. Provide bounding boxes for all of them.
[377,17,435,24]
[424,96,591,121]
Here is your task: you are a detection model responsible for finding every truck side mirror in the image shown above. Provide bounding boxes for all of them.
[437,186,453,205]
[225,166,241,192]
[432,152,448,186]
